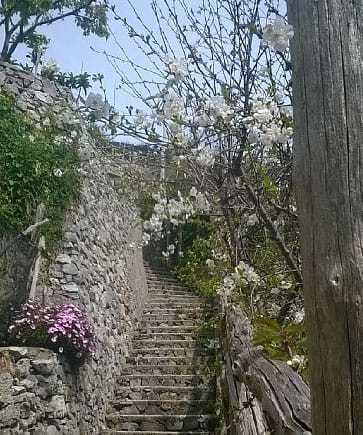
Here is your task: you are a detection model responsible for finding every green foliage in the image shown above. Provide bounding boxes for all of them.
[0,0,109,61]
[175,220,224,297]
[41,70,105,96]
[180,217,214,253]
[0,93,80,246]
[253,315,307,378]
[255,163,279,199]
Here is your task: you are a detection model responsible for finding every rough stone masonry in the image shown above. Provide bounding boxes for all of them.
[0,62,148,434]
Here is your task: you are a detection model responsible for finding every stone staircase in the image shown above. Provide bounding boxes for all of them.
[103,264,219,434]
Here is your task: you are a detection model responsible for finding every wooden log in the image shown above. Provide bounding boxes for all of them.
[222,305,312,435]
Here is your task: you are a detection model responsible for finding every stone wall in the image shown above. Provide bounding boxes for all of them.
[0,237,36,344]
[0,62,148,434]
[0,62,76,344]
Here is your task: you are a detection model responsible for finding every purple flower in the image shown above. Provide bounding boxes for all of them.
[8,301,96,360]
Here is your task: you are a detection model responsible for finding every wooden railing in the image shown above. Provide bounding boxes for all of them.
[219,304,312,435]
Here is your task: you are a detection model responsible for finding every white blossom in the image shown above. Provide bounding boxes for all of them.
[236,261,261,285]
[194,112,212,127]
[205,96,232,120]
[190,186,198,197]
[287,354,306,368]
[167,57,188,80]
[293,309,305,324]
[85,92,110,119]
[252,100,274,124]
[263,17,294,52]
[134,111,152,129]
[247,214,259,227]
[142,233,151,245]
[206,259,215,268]
[41,58,59,75]
[167,244,175,254]
[162,243,175,258]
[196,148,215,167]
[53,168,63,178]
[195,192,210,213]
[163,93,184,119]
[247,127,260,144]
[280,280,292,290]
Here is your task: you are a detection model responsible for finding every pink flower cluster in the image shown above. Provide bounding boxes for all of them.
[9,301,96,360]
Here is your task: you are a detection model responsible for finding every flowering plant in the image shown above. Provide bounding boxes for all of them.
[8,302,96,363]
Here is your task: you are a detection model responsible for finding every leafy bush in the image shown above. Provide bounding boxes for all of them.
[253,315,307,379]
[9,302,96,363]
[175,237,222,298]
[0,93,80,245]
[173,218,229,297]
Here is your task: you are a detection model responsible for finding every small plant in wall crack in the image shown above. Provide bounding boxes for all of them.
[8,301,96,364]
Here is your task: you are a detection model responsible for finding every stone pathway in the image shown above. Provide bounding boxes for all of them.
[103,264,219,434]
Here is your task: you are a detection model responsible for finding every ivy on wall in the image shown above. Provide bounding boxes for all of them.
[0,93,80,247]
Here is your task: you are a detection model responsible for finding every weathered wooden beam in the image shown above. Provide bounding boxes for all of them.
[222,305,312,435]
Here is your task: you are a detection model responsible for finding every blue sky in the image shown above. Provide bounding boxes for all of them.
[6,0,163,111]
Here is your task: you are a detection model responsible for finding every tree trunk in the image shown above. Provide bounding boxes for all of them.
[288,1,363,434]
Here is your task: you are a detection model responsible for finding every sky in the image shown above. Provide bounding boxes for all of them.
[5,0,168,112]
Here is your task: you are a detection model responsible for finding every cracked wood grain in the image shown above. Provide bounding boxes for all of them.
[222,305,311,434]
[288,0,363,433]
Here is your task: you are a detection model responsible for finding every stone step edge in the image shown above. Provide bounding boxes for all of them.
[130,347,213,357]
[116,386,214,391]
[103,431,212,434]
[137,334,212,339]
[146,302,208,306]
[138,326,200,331]
[137,332,203,341]
[111,399,212,405]
[121,365,208,371]
[127,356,212,361]
[120,374,211,379]
[134,340,199,344]
[106,413,216,420]
[144,308,214,312]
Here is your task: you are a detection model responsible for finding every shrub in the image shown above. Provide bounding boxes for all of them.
[0,93,80,246]
[9,301,96,363]
[252,314,307,379]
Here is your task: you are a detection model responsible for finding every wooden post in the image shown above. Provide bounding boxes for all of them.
[288,1,363,433]
[28,236,45,300]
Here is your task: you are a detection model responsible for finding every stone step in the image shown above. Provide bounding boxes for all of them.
[111,266,219,434]
[142,314,205,323]
[115,386,215,401]
[106,414,217,432]
[144,267,169,273]
[147,283,190,289]
[146,275,182,285]
[118,374,212,387]
[148,297,204,303]
[121,365,208,376]
[147,284,186,290]
[146,302,208,308]
[103,431,212,434]
[110,399,214,415]
[126,356,213,366]
[138,326,200,334]
[137,333,208,341]
[147,288,192,293]
[144,307,213,314]
[133,340,200,350]
[147,293,200,300]
[130,348,214,358]
[141,317,215,325]
[139,319,202,328]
